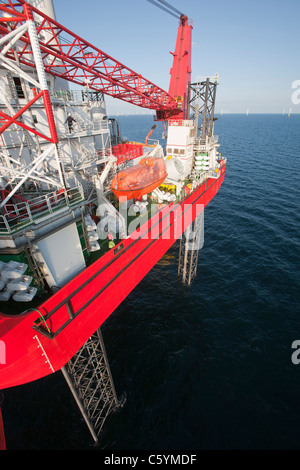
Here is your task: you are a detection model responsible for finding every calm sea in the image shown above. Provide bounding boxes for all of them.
[2,114,300,450]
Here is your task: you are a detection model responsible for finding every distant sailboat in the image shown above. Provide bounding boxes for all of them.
[246,109,249,116]
[288,107,292,117]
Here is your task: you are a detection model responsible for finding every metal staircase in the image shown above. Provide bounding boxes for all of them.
[70,140,106,171]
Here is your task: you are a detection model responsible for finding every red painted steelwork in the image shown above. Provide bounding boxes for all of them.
[0,90,43,134]
[0,1,179,117]
[0,90,56,142]
[0,3,59,144]
[168,15,192,119]
[0,165,226,389]
[42,90,59,143]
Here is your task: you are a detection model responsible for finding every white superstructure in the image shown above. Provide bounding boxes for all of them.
[0,0,225,304]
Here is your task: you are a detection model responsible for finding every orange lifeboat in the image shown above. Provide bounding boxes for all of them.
[111,156,168,200]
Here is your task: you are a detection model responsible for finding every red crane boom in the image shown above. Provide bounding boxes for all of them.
[0,0,181,119]
[168,14,192,119]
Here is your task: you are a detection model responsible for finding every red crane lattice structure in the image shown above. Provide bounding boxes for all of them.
[0,0,180,133]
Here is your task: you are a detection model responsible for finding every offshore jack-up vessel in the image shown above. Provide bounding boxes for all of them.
[0,0,226,444]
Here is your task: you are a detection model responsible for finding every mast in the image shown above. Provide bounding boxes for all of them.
[168,14,192,119]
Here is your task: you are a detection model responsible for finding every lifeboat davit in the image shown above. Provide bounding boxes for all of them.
[111,156,168,200]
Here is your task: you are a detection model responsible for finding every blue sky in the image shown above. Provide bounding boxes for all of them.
[52,0,299,114]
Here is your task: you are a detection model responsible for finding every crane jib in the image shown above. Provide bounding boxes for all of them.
[0,0,183,118]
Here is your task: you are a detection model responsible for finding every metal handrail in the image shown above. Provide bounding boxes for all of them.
[58,119,109,137]
[52,89,104,104]
[0,186,83,234]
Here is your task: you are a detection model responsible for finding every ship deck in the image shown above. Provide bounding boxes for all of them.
[0,197,168,316]
[0,168,220,317]
[0,163,226,390]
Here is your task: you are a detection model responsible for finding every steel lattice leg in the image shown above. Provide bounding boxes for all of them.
[61,328,125,442]
[178,210,204,285]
